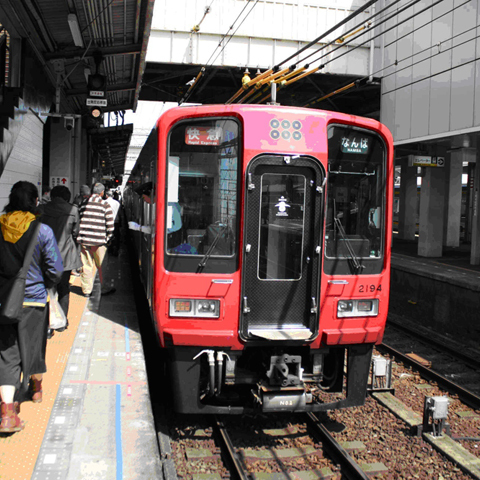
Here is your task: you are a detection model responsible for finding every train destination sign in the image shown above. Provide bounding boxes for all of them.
[341,136,369,154]
[408,155,445,167]
[185,126,222,145]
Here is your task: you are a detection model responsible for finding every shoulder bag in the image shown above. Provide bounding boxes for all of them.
[0,222,41,324]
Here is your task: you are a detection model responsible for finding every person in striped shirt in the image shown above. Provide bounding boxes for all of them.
[77,183,115,297]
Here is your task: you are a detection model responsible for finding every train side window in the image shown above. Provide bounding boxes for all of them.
[165,118,240,273]
[324,125,387,275]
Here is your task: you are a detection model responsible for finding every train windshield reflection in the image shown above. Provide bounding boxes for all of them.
[166,118,239,258]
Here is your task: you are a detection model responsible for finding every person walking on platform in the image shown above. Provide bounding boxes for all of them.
[39,186,51,205]
[0,181,63,433]
[105,189,121,256]
[77,183,115,297]
[40,185,82,332]
[73,184,91,207]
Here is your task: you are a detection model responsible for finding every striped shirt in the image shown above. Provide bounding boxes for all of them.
[77,194,114,246]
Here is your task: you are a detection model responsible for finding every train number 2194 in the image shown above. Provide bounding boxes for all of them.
[359,284,382,293]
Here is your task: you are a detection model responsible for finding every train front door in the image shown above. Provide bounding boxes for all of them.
[240,155,324,341]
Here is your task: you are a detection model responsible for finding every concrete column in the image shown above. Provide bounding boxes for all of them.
[418,166,445,257]
[49,121,74,191]
[471,153,480,264]
[397,158,418,240]
[71,117,83,197]
[443,150,467,247]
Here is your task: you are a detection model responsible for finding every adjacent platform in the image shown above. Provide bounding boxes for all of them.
[0,246,162,480]
[390,237,480,351]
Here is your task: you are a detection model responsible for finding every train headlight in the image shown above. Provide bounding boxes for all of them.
[338,300,353,313]
[337,299,379,318]
[169,299,220,318]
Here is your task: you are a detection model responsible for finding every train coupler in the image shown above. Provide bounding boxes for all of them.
[266,354,303,387]
[256,383,312,412]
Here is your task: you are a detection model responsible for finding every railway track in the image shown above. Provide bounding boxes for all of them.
[386,314,480,371]
[381,315,480,409]
[212,414,373,480]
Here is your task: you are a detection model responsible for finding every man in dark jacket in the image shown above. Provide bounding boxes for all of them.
[40,186,82,327]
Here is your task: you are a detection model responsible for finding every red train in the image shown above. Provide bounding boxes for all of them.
[124,104,393,414]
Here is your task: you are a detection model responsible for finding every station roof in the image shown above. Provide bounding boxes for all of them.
[0,0,154,175]
[140,64,381,119]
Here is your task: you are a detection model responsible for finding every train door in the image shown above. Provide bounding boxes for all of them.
[240,155,324,341]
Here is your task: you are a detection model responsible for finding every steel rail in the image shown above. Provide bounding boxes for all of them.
[212,416,250,480]
[378,343,480,410]
[386,317,480,371]
[305,413,370,480]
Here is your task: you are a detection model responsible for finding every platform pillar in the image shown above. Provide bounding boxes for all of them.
[418,165,445,257]
[443,150,466,247]
[471,153,480,264]
[397,158,418,240]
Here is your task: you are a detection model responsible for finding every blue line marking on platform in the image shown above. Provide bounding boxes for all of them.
[116,384,123,480]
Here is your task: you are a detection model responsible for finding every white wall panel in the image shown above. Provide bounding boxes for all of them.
[413,0,433,30]
[381,89,396,135]
[411,78,430,137]
[150,0,375,71]
[429,71,451,134]
[474,60,480,126]
[380,0,480,142]
[394,85,412,140]
[0,113,43,213]
[450,63,475,130]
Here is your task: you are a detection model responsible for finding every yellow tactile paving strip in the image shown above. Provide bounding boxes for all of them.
[0,278,87,480]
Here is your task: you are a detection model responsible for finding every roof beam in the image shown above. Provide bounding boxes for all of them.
[65,82,136,96]
[44,44,142,61]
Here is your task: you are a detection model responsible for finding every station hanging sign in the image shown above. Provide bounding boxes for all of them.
[86,98,108,107]
[89,90,105,97]
[408,155,445,167]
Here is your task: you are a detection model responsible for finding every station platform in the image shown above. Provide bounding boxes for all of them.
[0,247,162,480]
[390,236,480,351]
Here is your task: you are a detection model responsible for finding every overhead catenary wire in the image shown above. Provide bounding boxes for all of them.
[270,0,444,106]
[179,0,260,105]
[208,0,261,67]
[305,19,479,108]
[226,0,381,104]
[290,0,406,70]
[274,0,379,70]
[229,0,412,104]
[294,0,471,107]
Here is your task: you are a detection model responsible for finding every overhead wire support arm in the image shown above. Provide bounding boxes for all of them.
[253,66,309,104]
[226,68,273,104]
[179,67,205,105]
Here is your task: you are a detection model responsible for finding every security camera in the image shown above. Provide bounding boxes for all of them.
[64,116,75,131]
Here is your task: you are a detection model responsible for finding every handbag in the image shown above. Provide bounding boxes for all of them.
[47,287,67,330]
[0,222,41,324]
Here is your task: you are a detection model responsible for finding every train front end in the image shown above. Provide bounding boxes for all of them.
[153,105,393,414]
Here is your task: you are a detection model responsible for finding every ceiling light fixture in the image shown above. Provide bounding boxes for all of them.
[68,14,84,48]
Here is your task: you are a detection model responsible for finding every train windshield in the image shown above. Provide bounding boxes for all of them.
[165,118,240,272]
[324,125,387,275]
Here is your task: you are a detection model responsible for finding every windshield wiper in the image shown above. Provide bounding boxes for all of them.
[333,215,364,274]
[196,224,227,273]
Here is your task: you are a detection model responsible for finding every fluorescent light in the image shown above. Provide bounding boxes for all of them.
[68,14,84,48]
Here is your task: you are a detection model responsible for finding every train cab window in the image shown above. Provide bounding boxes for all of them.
[324,125,387,275]
[165,118,240,273]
